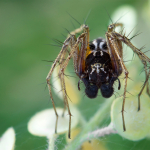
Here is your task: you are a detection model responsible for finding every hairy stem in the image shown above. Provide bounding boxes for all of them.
[48,134,58,150]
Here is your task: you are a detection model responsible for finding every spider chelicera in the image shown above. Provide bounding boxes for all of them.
[46,23,150,138]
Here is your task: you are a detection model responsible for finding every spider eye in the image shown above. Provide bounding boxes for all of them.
[99,42,107,50]
[102,42,107,49]
[89,43,95,50]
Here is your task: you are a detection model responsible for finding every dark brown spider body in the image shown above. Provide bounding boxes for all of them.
[80,38,121,98]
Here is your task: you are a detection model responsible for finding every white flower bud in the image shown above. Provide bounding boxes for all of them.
[28,107,79,138]
[0,127,15,150]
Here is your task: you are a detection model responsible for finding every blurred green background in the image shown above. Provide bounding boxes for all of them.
[1,0,150,149]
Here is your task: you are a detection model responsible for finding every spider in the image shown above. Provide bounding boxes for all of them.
[46,23,150,138]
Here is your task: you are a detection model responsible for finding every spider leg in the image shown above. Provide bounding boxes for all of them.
[59,32,88,138]
[69,25,85,36]
[138,66,150,110]
[108,23,123,32]
[59,49,67,117]
[46,36,75,134]
[60,25,87,116]
[106,33,128,131]
[114,32,150,110]
[47,24,89,138]
[121,69,128,132]
[138,61,150,110]
[69,24,90,77]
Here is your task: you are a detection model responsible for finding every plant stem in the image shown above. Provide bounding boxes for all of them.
[48,134,57,150]
[64,97,114,150]
[81,123,117,142]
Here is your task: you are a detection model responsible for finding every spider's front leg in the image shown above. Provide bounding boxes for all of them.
[46,35,77,135]
[114,32,150,111]
[57,25,85,117]
[58,30,89,138]
[47,24,89,138]
[106,31,128,131]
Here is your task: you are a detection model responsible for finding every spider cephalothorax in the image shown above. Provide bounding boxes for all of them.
[80,38,121,98]
[46,23,150,138]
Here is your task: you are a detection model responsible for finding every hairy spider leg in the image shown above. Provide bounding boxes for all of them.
[106,23,128,131]
[46,25,90,138]
[46,36,74,135]
[114,32,150,111]
[58,26,90,138]
[106,23,150,132]
[58,25,85,117]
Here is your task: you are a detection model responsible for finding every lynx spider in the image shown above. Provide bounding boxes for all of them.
[46,23,150,138]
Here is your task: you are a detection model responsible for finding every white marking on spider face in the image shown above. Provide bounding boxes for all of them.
[96,66,100,73]
[100,51,103,56]
[90,67,95,74]
[94,64,99,73]
[99,41,108,52]
[92,40,97,50]
[100,68,106,73]
[99,41,105,49]
[100,68,104,71]
[92,63,101,74]
[92,51,97,56]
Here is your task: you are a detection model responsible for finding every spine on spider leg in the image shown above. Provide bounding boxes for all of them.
[120,35,150,63]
